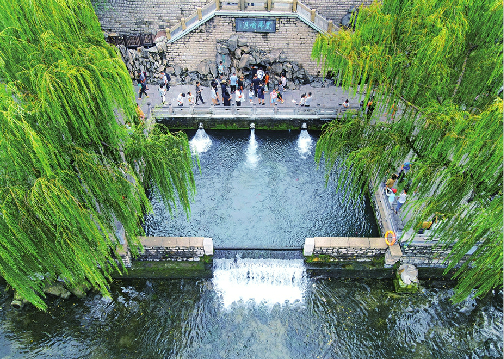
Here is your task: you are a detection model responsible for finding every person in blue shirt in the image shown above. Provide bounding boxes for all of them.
[230,72,238,93]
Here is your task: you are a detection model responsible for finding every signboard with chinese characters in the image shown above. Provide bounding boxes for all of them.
[235,18,276,33]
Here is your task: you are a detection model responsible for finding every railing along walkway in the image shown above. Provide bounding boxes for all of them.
[167,0,337,43]
[152,104,359,120]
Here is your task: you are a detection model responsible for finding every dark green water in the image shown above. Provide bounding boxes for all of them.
[0,277,501,358]
[0,130,501,358]
[146,129,379,247]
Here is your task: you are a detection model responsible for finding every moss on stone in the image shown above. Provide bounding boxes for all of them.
[114,260,213,279]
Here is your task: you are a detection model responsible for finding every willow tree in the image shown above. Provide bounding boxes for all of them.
[313,0,502,302]
[0,0,195,310]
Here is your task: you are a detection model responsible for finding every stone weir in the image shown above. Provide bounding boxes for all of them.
[153,104,346,130]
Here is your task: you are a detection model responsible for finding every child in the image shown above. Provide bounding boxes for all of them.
[395,189,407,214]
[276,89,284,104]
[270,89,277,105]
[159,84,166,104]
[187,91,195,105]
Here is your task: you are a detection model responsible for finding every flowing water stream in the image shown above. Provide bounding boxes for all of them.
[0,130,501,358]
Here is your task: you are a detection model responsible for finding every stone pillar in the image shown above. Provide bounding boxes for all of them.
[327,20,333,33]
[216,0,221,10]
[197,7,202,20]
[267,0,272,11]
[310,9,316,23]
[304,238,314,256]
[292,0,297,12]
[181,17,186,30]
[239,0,245,11]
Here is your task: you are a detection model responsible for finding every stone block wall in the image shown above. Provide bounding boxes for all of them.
[401,242,454,268]
[306,237,390,262]
[130,236,213,262]
[302,0,373,24]
[91,0,211,34]
[91,0,375,35]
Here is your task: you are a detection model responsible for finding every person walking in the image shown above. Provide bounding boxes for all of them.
[195,81,205,105]
[395,189,407,214]
[251,73,260,97]
[138,72,148,100]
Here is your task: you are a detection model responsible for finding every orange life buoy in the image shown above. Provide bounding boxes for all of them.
[385,230,396,246]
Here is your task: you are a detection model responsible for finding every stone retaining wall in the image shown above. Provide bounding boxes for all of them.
[304,237,400,263]
[119,237,213,266]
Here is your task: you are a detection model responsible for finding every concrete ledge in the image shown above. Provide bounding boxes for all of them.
[348,237,370,248]
[369,237,389,249]
[203,237,214,255]
[139,236,209,248]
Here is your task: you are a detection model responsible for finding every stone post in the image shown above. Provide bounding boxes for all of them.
[216,0,221,10]
[292,0,297,12]
[239,0,245,11]
[310,9,316,23]
[166,30,171,41]
[267,0,272,11]
[197,7,202,20]
[327,20,333,33]
[181,17,186,30]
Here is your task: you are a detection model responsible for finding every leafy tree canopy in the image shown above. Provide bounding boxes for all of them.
[313,0,502,302]
[0,0,195,309]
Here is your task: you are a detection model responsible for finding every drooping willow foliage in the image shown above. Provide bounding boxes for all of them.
[313,0,502,302]
[0,0,195,310]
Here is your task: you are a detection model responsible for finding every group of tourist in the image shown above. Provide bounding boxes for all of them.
[385,162,411,215]
[140,63,314,107]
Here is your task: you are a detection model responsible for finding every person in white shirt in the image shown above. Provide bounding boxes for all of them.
[395,189,407,214]
[235,88,244,106]
[304,92,313,107]
[177,92,185,106]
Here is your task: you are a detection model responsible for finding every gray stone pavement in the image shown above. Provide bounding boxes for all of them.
[135,81,363,117]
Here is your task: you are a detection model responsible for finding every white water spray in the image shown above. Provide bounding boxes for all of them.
[189,128,212,154]
[297,128,313,158]
[212,257,308,308]
[246,128,259,167]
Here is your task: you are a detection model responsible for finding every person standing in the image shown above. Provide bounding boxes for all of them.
[395,189,407,214]
[248,83,254,104]
[187,91,195,105]
[235,88,244,106]
[251,73,260,97]
[230,72,238,93]
[238,75,245,91]
[257,82,265,105]
[195,81,205,105]
[177,92,185,106]
[386,173,398,189]
[158,84,166,104]
[398,162,411,183]
[269,88,277,105]
[304,92,313,107]
[264,72,270,91]
[218,61,224,76]
[223,87,232,106]
[211,76,220,104]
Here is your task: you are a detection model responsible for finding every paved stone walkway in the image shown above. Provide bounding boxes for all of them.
[136,81,363,117]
